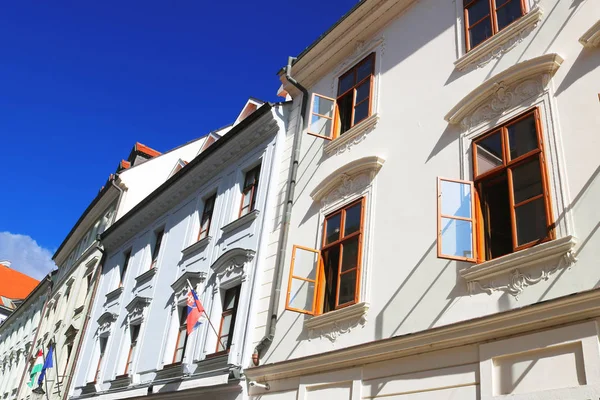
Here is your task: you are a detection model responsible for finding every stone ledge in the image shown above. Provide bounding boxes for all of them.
[105,286,124,302]
[324,114,379,156]
[306,302,369,342]
[181,236,212,257]
[221,210,260,234]
[134,267,157,284]
[579,20,600,48]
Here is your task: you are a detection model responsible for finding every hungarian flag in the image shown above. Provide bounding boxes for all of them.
[187,288,204,334]
[27,350,44,388]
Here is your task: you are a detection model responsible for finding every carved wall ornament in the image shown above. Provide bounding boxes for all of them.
[467,247,578,299]
[210,248,255,285]
[308,314,367,343]
[324,114,380,156]
[322,173,371,208]
[96,311,117,336]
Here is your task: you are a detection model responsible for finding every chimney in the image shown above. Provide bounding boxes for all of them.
[0,260,11,268]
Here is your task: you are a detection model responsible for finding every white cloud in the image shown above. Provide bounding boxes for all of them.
[0,232,56,280]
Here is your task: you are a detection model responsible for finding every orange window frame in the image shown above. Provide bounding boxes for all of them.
[198,194,216,241]
[93,338,107,383]
[172,308,188,364]
[214,286,240,354]
[335,53,375,137]
[239,165,261,217]
[472,108,555,260]
[464,0,526,51]
[123,325,140,375]
[285,197,365,316]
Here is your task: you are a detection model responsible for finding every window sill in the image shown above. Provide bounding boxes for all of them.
[105,286,124,302]
[134,267,157,284]
[324,113,379,156]
[454,6,543,71]
[461,235,577,297]
[306,302,369,342]
[579,19,600,48]
[221,210,260,234]
[181,236,212,257]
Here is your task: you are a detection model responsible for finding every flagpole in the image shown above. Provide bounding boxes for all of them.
[42,347,50,400]
[185,279,227,351]
[52,337,61,398]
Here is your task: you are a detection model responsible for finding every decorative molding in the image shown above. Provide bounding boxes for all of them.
[311,156,385,203]
[104,286,124,302]
[307,302,369,343]
[181,236,212,257]
[323,114,380,156]
[455,7,543,71]
[210,248,255,284]
[125,296,151,324]
[221,210,260,234]
[579,20,600,48]
[462,236,577,298]
[73,305,84,317]
[445,53,563,127]
[85,255,100,275]
[134,267,157,284]
[96,311,117,336]
[171,271,207,304]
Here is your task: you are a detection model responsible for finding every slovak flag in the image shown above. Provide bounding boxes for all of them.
[187,288,205,334]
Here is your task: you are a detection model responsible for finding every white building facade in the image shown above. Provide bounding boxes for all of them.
[246,1,600,400]
[69,101,288,400]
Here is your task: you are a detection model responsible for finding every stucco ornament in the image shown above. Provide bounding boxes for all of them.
[322,173,371,208]
[468,249,578,299]
[308,313,367,343]
[96,312,117,336]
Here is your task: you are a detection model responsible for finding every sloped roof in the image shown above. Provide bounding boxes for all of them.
[0,263,39,306]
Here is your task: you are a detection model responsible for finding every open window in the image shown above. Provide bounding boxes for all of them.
[198,194,216,240]
[286,198,365,316]
[149,228,164,270]
[124,325,140,376]
[308,94,336,140]
[464,0,527,51]
[172,306,188,364]
[437,109,554,263]
[239,165,261,217]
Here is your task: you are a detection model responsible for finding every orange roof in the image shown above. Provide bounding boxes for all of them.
[135,142,161,158]
[0,263,39,304]
[120,160,131,169]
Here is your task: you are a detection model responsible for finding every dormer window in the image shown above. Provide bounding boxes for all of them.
[308,54,375,141]
[464,0,526,51]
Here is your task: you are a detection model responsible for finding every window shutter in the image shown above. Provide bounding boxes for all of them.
[308,93,336,140]
[285,245,322,315]
[437,177,477,262]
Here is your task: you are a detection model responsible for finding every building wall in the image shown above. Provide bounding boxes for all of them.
[259,0,600,371]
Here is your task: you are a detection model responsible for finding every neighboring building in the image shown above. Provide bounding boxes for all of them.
[0,261,39,324]
[0,272,54,400]
[16,139,209,400]
[69,99,288,400]
[246,1,600,400]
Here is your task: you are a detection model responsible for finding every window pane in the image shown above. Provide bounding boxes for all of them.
[475,131,503,175]
[343,203,362,236]
[338,72,355,95]
[354,100,370,125]
[322,246,340,313]
[241,189,252,209]
[469,18,493,48]
[293,248,319,281]
[220,314,232,337]
[244,168,258,187]
[440,217,474,259]
[216,335,229,352]
[508,115,538,160]
[512,159,543,204]
[356,57,373,82]
[338,93,353,135]
[356,80,370,104]
[313,95,334,118]
[466,0,491,24]
[310,114,333,138]
[223,288,238,310]
[341,237,359,272]
[515,198,547,245]
[496,0,523,30]
[174,348,184,363]
[176,330,187,348]
[288,279,315,312]
[325,213,341,244]
[440,180,472,219]
[338,270,357,305]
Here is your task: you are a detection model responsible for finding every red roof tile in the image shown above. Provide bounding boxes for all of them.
[0,263,39,303]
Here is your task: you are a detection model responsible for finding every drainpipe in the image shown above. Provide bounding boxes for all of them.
[109,175,125,223]
[254,56,309,364]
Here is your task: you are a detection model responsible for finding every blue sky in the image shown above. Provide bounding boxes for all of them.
[0,0,358,279]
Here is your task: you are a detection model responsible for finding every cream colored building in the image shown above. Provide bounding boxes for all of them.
[246,1,600,399]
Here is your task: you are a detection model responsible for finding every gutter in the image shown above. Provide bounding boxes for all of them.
[254,57,309,363]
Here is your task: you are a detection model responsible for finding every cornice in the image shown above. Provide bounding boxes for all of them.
[105,286,124,302]
[579,20,600,48]
[103,113,279,251]
[310,156,385,202]
[125,296,151,313]
[171,271,207,292]
[181,236,212,257]
[247,287,600,382]
[445,53,563,125]
[221,210,260,234]
[134,266,157,284]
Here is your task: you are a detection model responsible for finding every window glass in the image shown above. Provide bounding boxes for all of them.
[507,115,538,159]
[344,203,362,236]
[341,237,359,271]
[515,198,547,245]
[475,130,503,175]
[469,18,493,48]
[440,180,472,219]
[355,80,370,103]
[496,0,523,30]
[511,159,543,204]
[338,270,357,305]
[293,248,318,281]
[466,0,491,23]
[356,58,373,82]
[325,213,341,244]
[354,101,370,125]
[338,72,355,95]
[288,279,315,312]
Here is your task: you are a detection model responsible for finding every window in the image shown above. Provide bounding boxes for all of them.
[438,109,554,262]
[308,54,375,141]
[150,229,164,269]
[124,325,140,375]
[93,337,107,383]
[464,0,526,50]
[198,194,216,240]
[86,274,93,292]
[172,307,188,364]
[119,251,131,287]
[215,286,240,353]
[60,344,73,383]
[285,198,365,315]
[239,165,260,217]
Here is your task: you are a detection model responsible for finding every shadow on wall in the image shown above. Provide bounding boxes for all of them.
[555,46,600,96]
